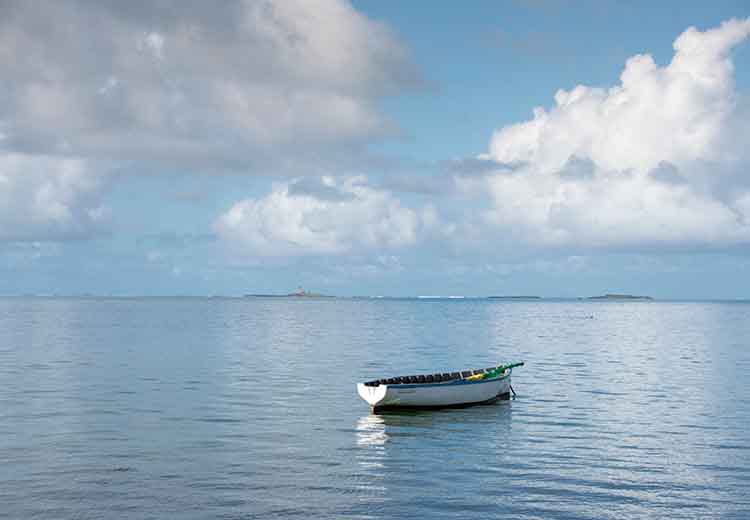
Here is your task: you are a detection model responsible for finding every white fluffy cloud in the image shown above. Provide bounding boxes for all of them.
[477,18,750,248]
[0,0,416,165]
[215,177,439,256]
[0,154,108,240]
[0,0,417,242]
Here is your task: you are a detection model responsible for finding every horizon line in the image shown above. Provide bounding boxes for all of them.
[1,294,749,302]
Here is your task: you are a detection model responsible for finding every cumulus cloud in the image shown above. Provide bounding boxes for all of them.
[215,177,441,256]
[0,154,108,241]
[478,18,750,248]
[0,0,418,241]
[0,0,418,167]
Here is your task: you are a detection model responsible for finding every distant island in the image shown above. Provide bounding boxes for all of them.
[586,294,653,301]
[244,287,334,298]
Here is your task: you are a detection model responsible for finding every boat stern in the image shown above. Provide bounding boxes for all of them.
[357,383,388,407]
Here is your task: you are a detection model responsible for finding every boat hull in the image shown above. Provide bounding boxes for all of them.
[357,372,512,412]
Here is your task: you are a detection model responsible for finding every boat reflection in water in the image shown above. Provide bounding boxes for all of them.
[353,404,514,508]
[353,415,388,499]
[355,403,514,459]
[356,414,388,449]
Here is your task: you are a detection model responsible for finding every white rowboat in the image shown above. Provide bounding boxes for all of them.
[357,363,523,412]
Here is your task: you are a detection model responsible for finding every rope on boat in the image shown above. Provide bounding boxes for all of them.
[510,385,516,398]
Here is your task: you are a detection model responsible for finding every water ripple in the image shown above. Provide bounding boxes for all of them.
[1,298,749,519]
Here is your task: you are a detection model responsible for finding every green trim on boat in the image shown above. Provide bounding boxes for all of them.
[482,361,524,379]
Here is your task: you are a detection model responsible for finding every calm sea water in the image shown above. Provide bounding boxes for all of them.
[1,297,749,519]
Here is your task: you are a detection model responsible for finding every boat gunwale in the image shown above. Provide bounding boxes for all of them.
[366,368,512,390]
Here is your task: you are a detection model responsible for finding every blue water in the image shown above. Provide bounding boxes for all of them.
[1,298,749,519]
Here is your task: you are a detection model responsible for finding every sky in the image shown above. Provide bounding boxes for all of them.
[2,0,750,298]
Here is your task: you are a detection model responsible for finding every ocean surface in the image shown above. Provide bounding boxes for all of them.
[1,297,749,519]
